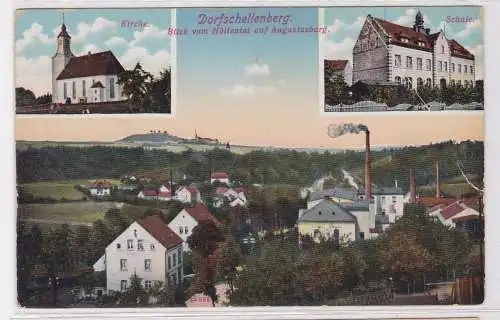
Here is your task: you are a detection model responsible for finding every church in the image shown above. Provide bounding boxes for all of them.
[351,11,476,89]
[51,22,128,104]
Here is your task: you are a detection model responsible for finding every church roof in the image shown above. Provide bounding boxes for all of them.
[57,24,71,38]
[368,15,474,60]
[324,59,348,71]
[56,50,125,80]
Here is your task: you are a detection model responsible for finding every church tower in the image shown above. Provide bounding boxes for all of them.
[51,15,74,103]
[413,10,429,34]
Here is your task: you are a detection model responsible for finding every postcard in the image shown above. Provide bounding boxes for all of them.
[320,7,484,113]
[15,9,173,115]
[15,6,484,310]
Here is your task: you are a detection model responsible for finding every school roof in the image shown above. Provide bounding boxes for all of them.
[138,216,183,250]
[298,199,357,223]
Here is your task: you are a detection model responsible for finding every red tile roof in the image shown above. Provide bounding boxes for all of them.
[142,190,157,197]
[158,191,172,198]
[369,227,383,234]
[452,214,482,222]
[211,171,229,179]
[440,201,466,220]
[90,180,112,188]
[185,203,221,226]
[138,216,183,250]
[187,186,198,194]
[371,16,474,60]
[324,59,348,71]
[56,51,125,80]
[419,196,479,207]
[233,187,246,194]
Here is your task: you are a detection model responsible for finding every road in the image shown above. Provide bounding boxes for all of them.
[22,218,92,227]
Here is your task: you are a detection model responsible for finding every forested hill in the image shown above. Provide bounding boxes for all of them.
[16,140,483,191]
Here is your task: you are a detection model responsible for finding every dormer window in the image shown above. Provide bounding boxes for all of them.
[401,38,409,43]
[441,45,445,54]
[418,41,425,47]
[318,211,322,215]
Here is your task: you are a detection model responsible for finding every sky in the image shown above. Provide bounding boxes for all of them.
[323,6,484,79]
[15,7,484,149]
[15,8,172,96]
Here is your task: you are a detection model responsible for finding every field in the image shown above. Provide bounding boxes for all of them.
[18,201,150,224]
[20,179,122,200]
[419,182,479,198]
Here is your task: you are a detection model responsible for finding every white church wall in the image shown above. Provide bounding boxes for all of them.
[55,75,126,104]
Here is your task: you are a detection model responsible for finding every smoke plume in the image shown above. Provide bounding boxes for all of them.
[328,123,369,138]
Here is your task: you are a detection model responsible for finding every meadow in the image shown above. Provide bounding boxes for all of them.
[20,178,121,200]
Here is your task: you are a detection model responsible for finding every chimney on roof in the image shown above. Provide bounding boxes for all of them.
[364,130,372,201]
[435,161,441,199]
[88,51,91,56]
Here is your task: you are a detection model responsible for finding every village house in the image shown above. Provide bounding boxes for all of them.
[168,203,221,251]
[213,187,248,208]
[92,216,184,292]
[324,59,353,86]
[352,11,476,89]
[174,185,201,203]
[137,189,172,201]
[51,22,128,104]
[210,171,230,185]
[427,201,480,228]
[88,180,112,198]
[370,186,406,223]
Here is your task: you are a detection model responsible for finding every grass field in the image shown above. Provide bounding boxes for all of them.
[20,178,122,200]
[18,201,153,224]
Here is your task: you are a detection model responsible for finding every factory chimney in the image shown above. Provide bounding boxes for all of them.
[410,168,417,203]
[365,130,372,200]
[435,161,441,198]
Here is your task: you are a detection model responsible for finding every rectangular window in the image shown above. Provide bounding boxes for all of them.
[144,259,151,271]
[116,243,121,250]
[144,280,152,290]
[120,280,127,290]
[416,58,422,70]
[406,56,412,69]
[150,243,155,250]
[178,248,182,264]
[168,256,171,269]
[72,81,76,99]
[470,66,474,74]
[137,240,144,251]
[464,65,468,73]
[439,61,442,71]
[173,253,177,267]
[426,59,431,71]
[444,62,448,72]
[360,232,365,240]
[451,63,455,73]
[458,80,462,86]
[179,227,183,234]
[63,83,67,99]
[82,80,86,97]
[127,239,133,249]
[120,259,127,271]
[110,78,115,99]
[394,54,401,67]
[458,64,462,73]
[184,226,188,234]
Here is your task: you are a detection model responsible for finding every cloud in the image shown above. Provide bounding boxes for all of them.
[105,36,127,47]
[61,17,119,43]
[75,44,103,56]
[465,44,484,79]
[129,25,169,46]
[15,55,52,96]
[118,47,171,75]
[454,19,482,38]
[327,16,365,34]
[244,63,271,76]
[16,23,54,54]
[219,84,278,96]
[324,37,356,60]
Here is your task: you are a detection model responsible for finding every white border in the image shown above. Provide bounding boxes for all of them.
[318,6,486,117]
[6,0,500,319]
[14,7,177,119]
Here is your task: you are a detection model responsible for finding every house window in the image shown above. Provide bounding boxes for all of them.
[360,232,365,240]
[82,80,86,97]
[441,45,445,54]
[439,61,443,72]
[464,65,468,73]
[116,243,121,249]
[426,78,432,87]
[458,80,462,86]
[72,81,76,99]
[417,77,423,87]
[144,259,151,271]
[416,58,422,70]
[394,76,401,85]
[401,38,409,43]
[150,243,155,250]
[405,77,413,89]
[458,64,462,73]
[92,79,95,84]
[173,253,177,267]
[394,54,401,67]
[451,79,456,86]
[177,248,182,264]
[184,226,188,234]
[179,227,183,234]
[63,83,68,99]
[426,59,431,71]
[137,240,144,251]
[406,56,412,69]
[451,63,455,72]
[134,229,137,238]
[381,196,386,204]
[144,280,152,290]
[120,280,127,290]
[110,78,115,99]
[168,256,172,269]
[120,259,127,271]
[444,62,448,72]
[470,66,474,74]
[127,239,133,249]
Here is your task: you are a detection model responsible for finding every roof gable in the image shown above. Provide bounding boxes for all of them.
[57,51,125,80]
[185,203,221,226]
[211,171,229,179]
[299,199,357,223]
[137,216,183,250]
[324,59,348,71]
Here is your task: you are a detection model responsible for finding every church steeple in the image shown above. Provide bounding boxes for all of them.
[413,10,426,34]
[51,13,74,103]
[56,13,72,55]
